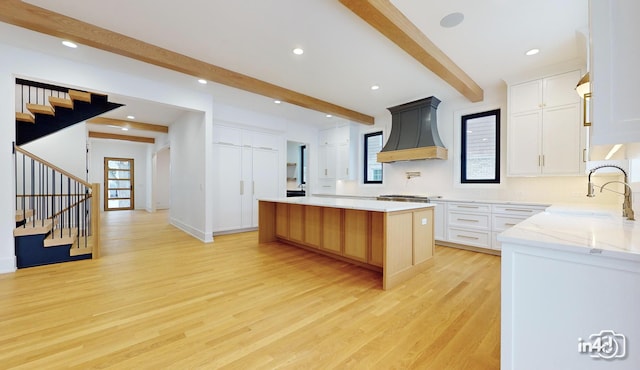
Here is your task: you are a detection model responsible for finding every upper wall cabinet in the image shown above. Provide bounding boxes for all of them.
[507,70,584,176]
[590,0,640,145]
[318,124,357,181]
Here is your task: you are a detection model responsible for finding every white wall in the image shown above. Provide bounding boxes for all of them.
[170,110,210,241]
[155,147,171,210]
[89,138,151,211]
[22,122,87,180]
[0,39,214,273]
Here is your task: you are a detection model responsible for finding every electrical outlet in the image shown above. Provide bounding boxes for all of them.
[421,218,427,225]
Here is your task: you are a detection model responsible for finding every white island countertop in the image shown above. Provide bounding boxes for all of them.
[498,209,640,262]
[259,196,434,213]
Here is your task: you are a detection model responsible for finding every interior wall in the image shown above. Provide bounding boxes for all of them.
[170,110,209,241]
[88,139,151,211]
[155,147,171,210]
[21,123,88,180]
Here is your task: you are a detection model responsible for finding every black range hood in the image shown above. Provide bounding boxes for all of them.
[377,96,447,162]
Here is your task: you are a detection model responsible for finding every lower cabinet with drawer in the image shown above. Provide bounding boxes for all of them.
[441,201,547,253]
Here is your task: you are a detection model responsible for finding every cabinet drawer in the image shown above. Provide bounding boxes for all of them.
[448,211,490,230]
[447,202,491,213]
[492,214,527,232]
[492,204,546,215]
[447,228,491,248]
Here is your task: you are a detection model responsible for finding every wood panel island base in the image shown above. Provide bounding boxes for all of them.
[258,197,435,290]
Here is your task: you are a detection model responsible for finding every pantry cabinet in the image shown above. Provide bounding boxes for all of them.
[213,125,281,233]
[507,70,584,176]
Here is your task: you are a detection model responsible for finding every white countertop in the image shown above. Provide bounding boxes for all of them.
[259,196,434,212]
[498,209,640,262]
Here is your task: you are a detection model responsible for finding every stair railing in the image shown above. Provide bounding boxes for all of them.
[14,143,101,258]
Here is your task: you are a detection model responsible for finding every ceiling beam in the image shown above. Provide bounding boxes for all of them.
[87,117,169,133]
[0,0,375,125]
[89,131,155,144]
[339,0,484,102]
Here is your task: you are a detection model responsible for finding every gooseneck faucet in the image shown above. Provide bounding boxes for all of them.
[587,165,635,221]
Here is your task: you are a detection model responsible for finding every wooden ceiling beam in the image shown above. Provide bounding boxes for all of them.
[87,116,169,133]
[89,131,155,144]
[0,0,374,125]
[339,0,484,102]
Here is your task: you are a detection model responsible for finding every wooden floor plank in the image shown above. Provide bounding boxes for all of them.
[0,210,500,369]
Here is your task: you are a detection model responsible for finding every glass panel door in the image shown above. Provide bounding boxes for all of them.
[104,157,134,211]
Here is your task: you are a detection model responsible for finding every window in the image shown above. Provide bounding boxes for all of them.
[300,145,306,184]
[364,131,383,183]
[461,109,500,183]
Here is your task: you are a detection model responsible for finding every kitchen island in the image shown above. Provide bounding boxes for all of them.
[258,197,435,290]
[499,209,640,369]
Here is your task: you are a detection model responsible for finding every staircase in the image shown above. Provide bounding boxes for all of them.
[14,144,101,268]
[15,78,123,146]
[12,78,118,268]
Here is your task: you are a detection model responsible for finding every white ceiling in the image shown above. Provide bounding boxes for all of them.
[10,0,588,132]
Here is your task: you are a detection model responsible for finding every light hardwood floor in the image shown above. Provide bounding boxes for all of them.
[0,210,500,369]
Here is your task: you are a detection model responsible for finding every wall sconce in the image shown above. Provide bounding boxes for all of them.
[576,72,590,98]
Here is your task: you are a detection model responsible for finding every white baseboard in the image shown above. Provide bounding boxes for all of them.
[0,256,16,274]
[170,217,213,243]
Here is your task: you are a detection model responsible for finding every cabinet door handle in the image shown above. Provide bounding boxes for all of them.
[538,155,542,166]
[504,208,532,213]
[325,169,328,176]
[458,218,479,222]
[457,205,479,209]
[504,223,517,227]
[252,181,255,195]
[240,180,244,195]
[458,235,480,240]
[583,148,587,163]
[218,141,235,146]
[542,155,545,166]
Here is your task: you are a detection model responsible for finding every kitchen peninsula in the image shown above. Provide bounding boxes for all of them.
[258,197,435,290]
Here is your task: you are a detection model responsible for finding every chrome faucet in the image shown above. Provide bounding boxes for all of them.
[587,165,635,220]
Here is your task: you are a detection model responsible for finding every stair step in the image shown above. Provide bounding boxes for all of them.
[16,112,35,123]
[26,103,55,116]
[44,228,77,247]
[14,219,53,237]
[15,209,34,222]
[68,90,91,103]
[48,96,74,110]
[69,244,92,257]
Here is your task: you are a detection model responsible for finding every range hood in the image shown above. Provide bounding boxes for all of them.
[377,96,447,162]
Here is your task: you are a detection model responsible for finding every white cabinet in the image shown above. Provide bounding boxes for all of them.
[446,202,492,249]
[507,70,584,176]
[213,125,281,233]
[440,201,547,251]
[590,0,640,145]
[490,204,546,250]
[317,124,357,181]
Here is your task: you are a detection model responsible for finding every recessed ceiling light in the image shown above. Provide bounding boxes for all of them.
[127,115,135,120]
[293,48,304,55]
[274,100,282,104]
[370,85,380,91]
[197,79,207,84]
[62,40,77,48]
[326,114,333,118]
[121,128,129,131]
[525,48,540,56]
[440,12,464,28]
